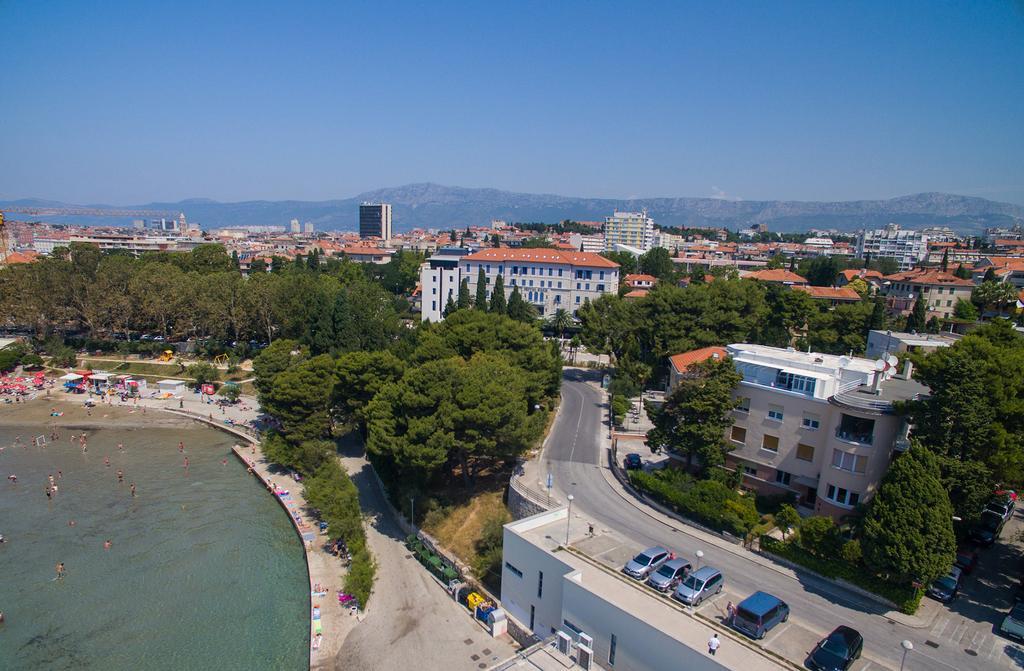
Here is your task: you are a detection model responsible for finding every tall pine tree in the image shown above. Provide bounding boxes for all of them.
[457,278,472,310]
[906,296,928,332]
[490,275,507,313]
[475,267,488,310]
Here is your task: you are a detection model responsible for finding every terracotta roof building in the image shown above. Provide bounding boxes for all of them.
[624,273,657,288]
[792,285,862,304]
[667,346,729,389]
[742,269,808,286]
[881,269,974,319]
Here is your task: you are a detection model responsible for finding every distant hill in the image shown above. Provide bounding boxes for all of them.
[4,184,1022,234]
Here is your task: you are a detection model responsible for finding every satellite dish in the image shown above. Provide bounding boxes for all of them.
[838,356,851,368]
[873,359,886,371]
[887,355,899,368]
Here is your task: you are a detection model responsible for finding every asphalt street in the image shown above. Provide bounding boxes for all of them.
[539,368,1024,671]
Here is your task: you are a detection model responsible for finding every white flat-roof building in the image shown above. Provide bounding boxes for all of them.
[604,211,656,252]
[501,508,788,671]
[855,224,929,271]
[865,330,960,359]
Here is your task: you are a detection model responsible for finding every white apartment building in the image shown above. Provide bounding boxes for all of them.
[671,344,923,520]
[855,224,929,271]
[569,232,606,254]
[419,247,473,322]
[501,508,787,671]
[603,210,656,252]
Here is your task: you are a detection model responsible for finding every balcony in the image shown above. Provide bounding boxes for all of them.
[835,428,874,446]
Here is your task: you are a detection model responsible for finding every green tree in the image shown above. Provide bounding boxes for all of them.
[442,295,457,318]
[600,251,638,276]
[774,504,800,540]
[457,278,472,310]
[639,247,674,280]
[489,275,507,314]
[799,516,841,557]
[983,267,997,282]
[261,354,338,444]
[506,286,536,323]
[186,361,219,388]
[252,339,307,397]
[940,248,949,272]
[546,308,573,339]
[953,264,972,280]
[475,267,487,309]
[802,256,839,286]
[334,350,405,436]
[972,280,1018,313]
[953,299,978,321]
[868,295,886,330]
[646,356,742,473]
[861,448,956,585]
[905,297,928,332]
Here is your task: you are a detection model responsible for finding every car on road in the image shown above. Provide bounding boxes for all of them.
[970,509,1007,546]
[926,571,960,603]
[732,591,789,639]
[672,566,723,606]
[986,496,1015,521]
[954,546,979,574]
[646,557,692,592]
[623,453,643,470]
[807,625,863,671]
[1001,603,1024,642]
[622,546,670,580]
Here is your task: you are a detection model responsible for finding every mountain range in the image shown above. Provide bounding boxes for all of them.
[4,184,1023,234]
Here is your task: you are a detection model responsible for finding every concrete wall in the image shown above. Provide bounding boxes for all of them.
[501,510,572,639]
[508,476,551,520]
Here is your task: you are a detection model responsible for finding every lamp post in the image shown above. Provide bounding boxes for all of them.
[695,550,704,571]
[566,495,574,545]
[899,640,913,671]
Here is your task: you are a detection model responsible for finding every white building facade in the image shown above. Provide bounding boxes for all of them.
[603,210,656,252]
[855,224,929,271]
[419,247,473,322]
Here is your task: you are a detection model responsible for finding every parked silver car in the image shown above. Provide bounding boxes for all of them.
[647,557,692,592]
[622,546,670,580]
[673,566,724,605]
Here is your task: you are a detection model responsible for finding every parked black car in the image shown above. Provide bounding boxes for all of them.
[623,453,643,470]
[808,625,863,671]
[926,572,960,603]
[970,510,1007,547]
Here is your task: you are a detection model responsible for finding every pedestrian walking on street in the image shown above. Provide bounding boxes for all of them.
[726,601,735,623]
[708,634,720,656]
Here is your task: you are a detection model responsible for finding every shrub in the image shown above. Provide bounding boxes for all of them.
[799,516,842,557]
[629,469,758,537]
[755,492,797,515]
[610,395,630,425]
[760,535,921,614]
[344,548,376,608]
[186,361,219,388]
[841,539,863,564]
[774,505,801,540]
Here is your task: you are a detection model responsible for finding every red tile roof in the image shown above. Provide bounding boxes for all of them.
[883,269,974,286]
[839,268,884,281]
[625,273,657,283]
[340,247,393,256]
[743,269,808,284]
[463,248,619,268]
[624,289,649,299]
[793,285,862,301]
[669,346,729,373]
[3,251,39,265]
[982,257,1024,272]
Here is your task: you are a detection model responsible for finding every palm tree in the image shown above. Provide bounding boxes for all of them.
[547,308,573,340]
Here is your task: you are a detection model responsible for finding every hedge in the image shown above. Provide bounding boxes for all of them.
[760,535,922,614]
[628,468,759,537]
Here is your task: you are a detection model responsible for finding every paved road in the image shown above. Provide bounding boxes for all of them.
[540,368,1024,671]
[334,436,515,671]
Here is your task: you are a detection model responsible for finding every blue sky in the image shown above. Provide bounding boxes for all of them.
[1,1,1022,205]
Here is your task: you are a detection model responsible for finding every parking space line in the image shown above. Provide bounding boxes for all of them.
[929,613,948,636]
[760,621,790,647]
[950,619,969,643]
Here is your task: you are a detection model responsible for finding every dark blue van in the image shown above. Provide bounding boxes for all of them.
[733,591,789,639]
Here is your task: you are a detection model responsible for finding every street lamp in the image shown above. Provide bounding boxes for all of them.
[695,550,704,570]
[899,639,913,671]
[565,495,574,545]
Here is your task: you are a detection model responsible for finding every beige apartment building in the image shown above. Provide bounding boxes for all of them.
[881,268,974,320]
[670,344,924,520]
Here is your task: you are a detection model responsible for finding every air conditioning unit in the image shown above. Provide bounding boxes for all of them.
[557,631,573,656]
[577,644,593,670]
[578,633,594,650]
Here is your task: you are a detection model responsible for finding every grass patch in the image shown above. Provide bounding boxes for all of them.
[421,490,508,566]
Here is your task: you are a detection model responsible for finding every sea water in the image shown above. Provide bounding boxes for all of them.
[0,424,307,670]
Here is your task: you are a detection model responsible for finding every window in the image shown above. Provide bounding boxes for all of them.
[774,370,817,395]
[585,283,590,291]
[761,434,779,452]
[802,415,820,430]
[767,405,784,421]
[796,443,815,461]
[576,282,582,290]
[825,485,860,507]
[554,294,561,304]
[837,414,875,445]
[465,264,471,272]
[831,449,868,474]
[558,281,562,288]
[575,296,580,304]
[498,265,503,274]
[775,470,791,486]
[736,397,750,413]
[743,465,757,476]
[486,264,491,273]
[432,287,437,295]
[511,266,519,275]
[576,270,583,279]
[548,268,553,276]
[599,271,605,280]
[529,605,535,630]
[597,284,605,292]
[609,633,617,666]
[558,269,563,277]
[730,426,747,444]
[505,562,523,578]
[538,571,544,598]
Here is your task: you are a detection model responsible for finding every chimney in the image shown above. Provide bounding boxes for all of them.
[901,360,913,380]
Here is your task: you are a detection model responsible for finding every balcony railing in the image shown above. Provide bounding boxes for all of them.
[835,428,874,445]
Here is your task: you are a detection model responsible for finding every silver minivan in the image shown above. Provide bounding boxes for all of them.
[647,557,692,592]
[673,566,724,605]
[622,546,670,580]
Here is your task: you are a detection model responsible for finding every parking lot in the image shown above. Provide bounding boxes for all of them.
[574,524,1024,671]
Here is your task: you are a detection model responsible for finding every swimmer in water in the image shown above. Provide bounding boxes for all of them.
[221,458,228,466]
[57,471,62,480]
[68,520,76,527]
[116,469,124,483]
[56,562,65,579]
[117,443,124,452]
[104,456,110,467]
[103,540,112,550]
[183,457,189,469]
[129,482,136,497]
[178,441,184,453]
